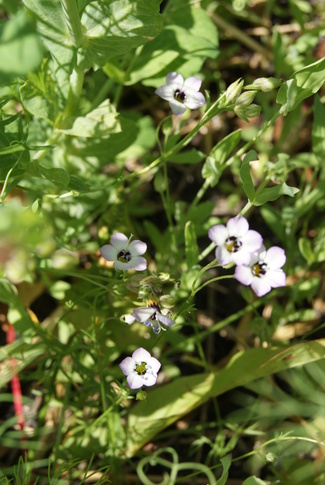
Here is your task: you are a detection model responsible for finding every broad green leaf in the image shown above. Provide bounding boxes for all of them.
[298,237,315,263]
[167,149,205,164]
[217,455,232,485]
[242,477,268,485]
[125,340,325,456]
[276,57,325,115]
[27,162,70,188]
[240,150,257,201]
[0,10,44,84]
[210,129,241,163]
[202,130,241,187]
[312,96,325,159]
[22,0,75,102]
[185,221,199,267]
[60,100,121,137]
[20,61,60,123]
[79,0,163,69]
[254,182,299,206]
[127,5,218,86]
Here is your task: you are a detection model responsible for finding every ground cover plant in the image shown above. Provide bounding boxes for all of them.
[0,0,325,483]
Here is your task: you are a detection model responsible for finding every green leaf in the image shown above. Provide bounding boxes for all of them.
[240,150,257,201]
[202,130,241,187]
[276,57,325,115]
[312,96,325,159]
[27,162,70,188]
[20,60,60,123]
[60,100,121,137]
[78,0,163,69]
[254,182,299,206]
[217,455,232,485]
[127,5,218,86]
[242,477,268,485]
[0,10,44,84]
[125,340,325,456]
[167,149,205,164]
[185,221,199,268]
[298,237,315,264]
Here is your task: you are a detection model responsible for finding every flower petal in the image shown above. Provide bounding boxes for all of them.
[156,312,175,328]
[110,232,128,250]
[127,373,144,389]
[208,224,228,246]
[113,260,134,271]
[143,373,157,387]
[148,356,161,374]
[184,76,202,91]
[227,217,249,237]
[151,321,161,334]
[129,240,147,256]
[267,269,286,288]
[132,347,151,362]
[124,314,136,324]
[264,247,286,269]
[216,245,233,266]
[129,256,147,271]
[242,230,263,252]
[232,249,252,266]
[185,91,206,109]
[166,72,184,87]
[100,244,117,261]
[234,265,253,285]
[155,84,175,101]
[168,99,187,116]
[133,307,155,322]
[119,357,135,376]
[251,277,271,297]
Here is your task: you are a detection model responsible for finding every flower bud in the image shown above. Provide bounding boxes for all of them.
[245,77,283,92]
[235,90,257,107]
[234,104,261,121]
[225,78,244,103]
[159,294,175,309]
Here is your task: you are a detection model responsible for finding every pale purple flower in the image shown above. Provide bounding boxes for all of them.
[124,299,175,335]
[100,232,147,271]
[119,347,161,389]
[234,245,286,297]
[155,72,206,116]
[208,216,263,267]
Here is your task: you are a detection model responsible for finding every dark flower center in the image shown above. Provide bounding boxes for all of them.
[117,249,131,262]
[174,88,186,103]
[225,236,242,253]
[134,362,147,375]
[251,261,267,277]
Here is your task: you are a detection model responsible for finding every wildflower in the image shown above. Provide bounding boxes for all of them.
[234,245,286,297]
[124,297,175,334]
[155,72,206,116]
[100,232,147,271]
[119,347,161,389]
[208,216,263,267]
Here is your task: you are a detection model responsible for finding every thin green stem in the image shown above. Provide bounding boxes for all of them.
[0,156,20,204]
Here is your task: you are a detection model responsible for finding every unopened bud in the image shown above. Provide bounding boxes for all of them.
[235,90,257,107]
[234,104,261,122]
[225,78,244,103]
[245,77,283,92]
[159,294,175,309]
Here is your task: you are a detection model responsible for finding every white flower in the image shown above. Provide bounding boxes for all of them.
[155,72,206,116]
[208,216,263,267]
[119,347,161,389]
[234,245,286,297]
[124,298,175,335]
[100,232,147,271]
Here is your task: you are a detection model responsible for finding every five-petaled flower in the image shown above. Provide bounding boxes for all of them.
[234,245,286,297]
[100,232,147,271]
[155,72,206,116]
[208,216,263,267]
[125,297,175,335]
[119,347,161,389]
